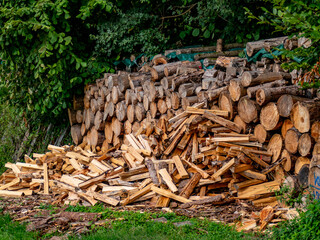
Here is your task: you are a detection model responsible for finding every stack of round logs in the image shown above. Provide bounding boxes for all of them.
[68,38,320,191]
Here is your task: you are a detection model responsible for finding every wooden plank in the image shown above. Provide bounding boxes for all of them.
[179,173,201,198]
[237,180,280,199]
[241,170,267,181]
[92,192,119,206]
[102,186,138,192]
[122,172,150,182]
[122,183,153,206]
[186,107,229,117]
[158,168,178,193]
[173,156,189,179]
[65,152,90,162]
[127,147,144,163]
[77,192,98,206]
[203,111,242,133]
[242,149,269,168]
[0,190,24,197]
[211,158,235,180]
[4,162,21,175]
[15,162,43,170]
[0,178,20,190]
[69,158,82,171]
[208,136,250,142]
[60,175,83,187]
[151,185,191,203]
[183,160,209,179]
[79,173,106,189]
[43,163,49,194]
[47,145,65,152]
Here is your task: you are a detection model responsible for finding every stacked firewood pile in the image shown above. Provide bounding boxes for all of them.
[0,36,318,231]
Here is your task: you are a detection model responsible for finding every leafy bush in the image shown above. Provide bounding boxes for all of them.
[246,0,320,87]
[271,200,320,239]
[0,0,114,120]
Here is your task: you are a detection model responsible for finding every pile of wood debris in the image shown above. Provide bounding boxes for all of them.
[0,37,317,232]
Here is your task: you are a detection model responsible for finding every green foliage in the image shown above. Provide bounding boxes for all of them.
[275,185,306,207]
[0,214,39,240]
[246,0,320,74]
[92,9,168,57]
[0,0,114,120]
[270,200,320,240]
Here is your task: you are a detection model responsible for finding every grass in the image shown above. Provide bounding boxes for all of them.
[0,214,39,240]
[65,204,260,240]
[2,201,320,239]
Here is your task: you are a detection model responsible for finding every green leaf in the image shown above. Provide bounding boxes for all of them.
[203,30,210,38]
[179,31,186,39]
[192,28,200,37]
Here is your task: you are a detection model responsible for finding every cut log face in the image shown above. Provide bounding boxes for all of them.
[228,78,246,102]
[218,91,234,120]
[254,124,268,144]
[284,128,300,154]
[281,119,294,138]
[260,102,280,131]
[277,95,308,118]
[298,133,312,157]
[71,125,82,145]
[267,134,283,163]
[291,102,310,133]
[104,122,113,144]
[311,121,320,141]
[234,115,247,133]
[238,96,258,123]
[281,149,291,172]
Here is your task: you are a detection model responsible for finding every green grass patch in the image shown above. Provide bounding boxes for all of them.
[66,204,261,240]
[0,214,39,240]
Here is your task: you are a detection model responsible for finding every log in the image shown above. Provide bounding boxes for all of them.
[157,99,168,114]
[218,91,235,119]
[194,50,243,60]
[71,125,83,145]
[112,117,122,137]
[118,74,130,93]
[115,101,127,122]
[76,110,83,124]
[112,86,124,104]
[206,86,228,101]
[291,100,320,133]
[171,92,180,110]
[241,72,290,87]
[246,36,287,57]
[124,120,132,134]
[267,134,283,163]
[254,124,269,144]
[150,102,158,119]
[94,111,104,131]
[284,128,300,154]
[311,121,320,141]
[281,149,292,172]
[164,61,201,77]
[127,104,135,123]
[238,96,259,123]
[256,86,303,106]
[309,155,320,199]
[228,78,246,102]
[90,128,105,148]
[298,133,312,157]
[295,156,310,188]
[277,95,309,118]
[234,115,247,133]
[260,102,280,131]
[281,119,294,138]
[135,103,146,122]
[181,96,198,111]
[85,109,94,130]
[247,80,287,98]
